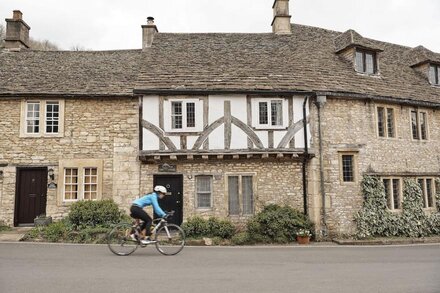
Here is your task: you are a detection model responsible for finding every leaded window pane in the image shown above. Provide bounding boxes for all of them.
[342,155,354,182]
[420,112,427,140]
[377,107,385,137]
[26,102,40,133]
[411,111,419,139]
[271,100,283,126]
[259,102,268,125]
[386,108,394,138]
[355,51,363,72]
[383,179,391,210]
[228,176,240,215]
[365,53,374,74]
[426,179,434,208]
[392,179,401,209]
[242,176,254,215]
[186,102,195,128]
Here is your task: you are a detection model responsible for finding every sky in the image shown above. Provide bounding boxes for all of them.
[1,0,439,52]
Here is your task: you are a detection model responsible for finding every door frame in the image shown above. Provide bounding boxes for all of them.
[14,167,48,227]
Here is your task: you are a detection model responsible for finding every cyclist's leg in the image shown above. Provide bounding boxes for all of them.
[130,205,152,238]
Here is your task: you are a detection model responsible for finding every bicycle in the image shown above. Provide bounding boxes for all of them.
[107,211,185,256]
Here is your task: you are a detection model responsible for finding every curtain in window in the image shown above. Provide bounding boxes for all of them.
[228,176,239,215]
[242,176,254,215]
[196,176,212,208]
[271,101,283,126]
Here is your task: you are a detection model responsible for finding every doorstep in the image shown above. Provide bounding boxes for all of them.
[333,236,440,245]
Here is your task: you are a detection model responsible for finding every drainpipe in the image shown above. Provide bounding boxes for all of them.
[316,95,327,236]
[302,94,315,216]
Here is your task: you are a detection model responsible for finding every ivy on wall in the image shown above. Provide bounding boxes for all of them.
[355,176,440,239]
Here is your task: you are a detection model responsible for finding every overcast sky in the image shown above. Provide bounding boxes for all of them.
[1,0,439,52]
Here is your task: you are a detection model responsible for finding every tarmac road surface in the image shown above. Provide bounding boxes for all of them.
[0,242,439,293]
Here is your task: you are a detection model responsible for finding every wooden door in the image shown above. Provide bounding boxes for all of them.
[15,168,48,226]
[153,174,183,226]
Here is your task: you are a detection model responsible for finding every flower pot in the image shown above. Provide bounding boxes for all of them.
[297,235,310,245]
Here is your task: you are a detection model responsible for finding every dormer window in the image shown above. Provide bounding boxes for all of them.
[355,49,377,74]
[429,64,439,85]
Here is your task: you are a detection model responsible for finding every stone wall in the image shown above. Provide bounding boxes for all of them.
[308,97,440,236]
[139,159,304,221]
[0,97,139,225]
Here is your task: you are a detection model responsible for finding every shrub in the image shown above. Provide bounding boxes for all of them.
[0,220,11,232]
[43,221,69,242]
[246,204,313,243]
[231,232,254,245]
[182,216,236,239]
[67,199,123,229]
[181,216,210,238]
[207,217,236,239]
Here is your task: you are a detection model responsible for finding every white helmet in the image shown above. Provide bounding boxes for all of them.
[154,185,167,194]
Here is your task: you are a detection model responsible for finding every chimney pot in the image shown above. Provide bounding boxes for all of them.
[13,10,23,20]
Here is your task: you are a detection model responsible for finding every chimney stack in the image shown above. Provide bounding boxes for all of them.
[271,0,292,34]
[4,10,31,50]
[142,17,158,50]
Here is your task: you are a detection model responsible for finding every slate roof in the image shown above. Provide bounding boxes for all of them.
[1,23,439,105]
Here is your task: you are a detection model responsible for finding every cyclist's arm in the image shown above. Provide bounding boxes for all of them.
[151,196,166,217]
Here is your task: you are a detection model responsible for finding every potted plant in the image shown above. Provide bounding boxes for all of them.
[296,229,312,244]
[34,214,52,227]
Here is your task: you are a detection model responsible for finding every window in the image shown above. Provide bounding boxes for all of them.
[340,154,355,182]
[355,49,377,74]
[377,107,395,138]
[164,99,203,132]
[383,178,402,210]
[21,100,64,137]
[26,102,40,133]
[196,176,212,209]
[411,110,428,140]
[228,175,254,216]
[46,102,59,134]
[429,64,439,85]
[418,178,436,209]
[59,159,102,203]
[252,98,286,129]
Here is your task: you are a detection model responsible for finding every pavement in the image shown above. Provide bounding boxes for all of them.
[1,227,439,245]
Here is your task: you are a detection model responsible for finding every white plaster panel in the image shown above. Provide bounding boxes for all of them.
[255,131,268,148]
[209,125,224,150]
[142,130,159,151]
[186,136,198,150]
[231,124,248,149]
[273,131,287,148]
[142,95,160,150]
[168,136,180,150]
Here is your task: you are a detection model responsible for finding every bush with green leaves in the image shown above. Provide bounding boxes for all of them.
[355,176,440,239]
[67,199,123,229]
[182,216,236,239]
[0,220,11,232]
[246,204,313,244]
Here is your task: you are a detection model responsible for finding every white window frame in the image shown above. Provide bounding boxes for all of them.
[58,159,103,204]
[251,98,288,129]
[195,175,213,209]
[163,98,203,132]
[20,99,65,138]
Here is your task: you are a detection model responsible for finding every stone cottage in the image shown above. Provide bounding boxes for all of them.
[0,1,439,237]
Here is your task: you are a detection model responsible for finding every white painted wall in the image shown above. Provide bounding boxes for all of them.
[142,95,160,150]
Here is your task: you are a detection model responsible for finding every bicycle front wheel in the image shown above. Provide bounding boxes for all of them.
[107,223,138,256]
[154,224,185,256]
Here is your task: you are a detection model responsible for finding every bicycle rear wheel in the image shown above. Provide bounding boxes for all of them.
[107,223,138,256]
[154,224,185,256]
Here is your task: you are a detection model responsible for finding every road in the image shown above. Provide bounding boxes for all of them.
[1,242,439,293]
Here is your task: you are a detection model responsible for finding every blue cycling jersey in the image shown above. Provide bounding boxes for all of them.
[132,192,166,217]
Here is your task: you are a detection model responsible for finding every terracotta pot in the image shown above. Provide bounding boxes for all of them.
[297,235,310,245]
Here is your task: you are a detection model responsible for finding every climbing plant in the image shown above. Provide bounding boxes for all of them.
[355,176,440,239]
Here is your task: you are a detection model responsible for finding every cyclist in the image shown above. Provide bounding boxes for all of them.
[130,185,168,244]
